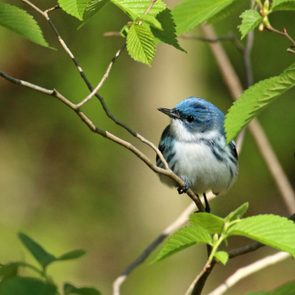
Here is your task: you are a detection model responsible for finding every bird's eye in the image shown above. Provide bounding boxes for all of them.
[186,115,194,123]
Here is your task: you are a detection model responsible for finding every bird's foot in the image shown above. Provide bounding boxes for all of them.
[177,181,190,194]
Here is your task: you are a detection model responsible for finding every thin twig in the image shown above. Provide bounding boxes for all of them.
[112,130,247,295]
[185,260,213,295]
[21,0,171,172]
[201,24,295,214]
[208,252,290,295]
[266,25,295,53]
[113,202,196,295]
[181,33,244,53]
[244,31,254,88]
[144,0,157,15]
[76,44,126,108]
[104,32,122,37]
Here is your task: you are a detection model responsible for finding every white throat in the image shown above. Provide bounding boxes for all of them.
[170,119,220,142]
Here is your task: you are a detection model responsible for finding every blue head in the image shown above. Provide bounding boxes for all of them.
[158,97,225,136]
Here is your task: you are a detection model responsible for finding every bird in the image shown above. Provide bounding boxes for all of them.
[156,97,238,212]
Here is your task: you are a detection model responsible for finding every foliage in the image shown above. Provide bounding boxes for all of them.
[225,62,295,142]
[0,3,49,47]
[0,234,100,295]
[153,203,295,264]
[0,0,295,294]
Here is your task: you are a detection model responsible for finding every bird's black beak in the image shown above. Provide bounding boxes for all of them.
[158,108,180,119]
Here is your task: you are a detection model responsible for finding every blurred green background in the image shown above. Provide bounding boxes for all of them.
[0,1,294,294]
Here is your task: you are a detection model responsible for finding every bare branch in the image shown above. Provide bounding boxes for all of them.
[208,252,291,295]
[201,24,295,214]
[20,0,171,172]
[265,25,295,53]
[113,203,196,295]
[181,33,244,53]
[243,31,254,88]
[76,44,126,108]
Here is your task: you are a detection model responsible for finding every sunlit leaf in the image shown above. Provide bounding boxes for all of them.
[238,9,262,39]
[228,215,295,256]
[0,3,49,47]
[152,224,212,263]
[172,0,237,35]
[126,23,156,65]
[225,62,295,142]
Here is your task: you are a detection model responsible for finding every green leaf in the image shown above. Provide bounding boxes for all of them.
[57,249,86,261]
[0,3,49,47]
[272,0,295,11]
[225,62,295,142]
[111,0,166,20]
[18,233,56,269]
[225,202,249,222]
[0,263,19,281]
[83,0,109,20]
[190,213,224,234]
[238,9,262,39]
[172,0,236,35]
[214,251,229,265]
[141,15,163,30]
[58,0,89,20]
[0,277,57,295]
[228,215,295,256]
[247,281,295,295]
[151,8,185,51]
[64,283,101,295]
[152,224,212,263]
[126,23,156,65]
[208,0,242,24]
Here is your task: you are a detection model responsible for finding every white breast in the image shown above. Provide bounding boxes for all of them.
[165,120,237,195]
[172,140,234,194]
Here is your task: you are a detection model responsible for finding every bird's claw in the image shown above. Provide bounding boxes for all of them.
[177,182,190,194]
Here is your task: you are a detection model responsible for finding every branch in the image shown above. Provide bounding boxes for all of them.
[112,127,247,295]
[201,24,295,214]
[113,202,196,295]
[266,25,295,54]
[0,69,206,212]
[180,33,244,53]
[20,0,171,173]
[208,252,291,295]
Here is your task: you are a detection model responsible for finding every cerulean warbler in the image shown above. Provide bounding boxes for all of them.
[156,97,238,211]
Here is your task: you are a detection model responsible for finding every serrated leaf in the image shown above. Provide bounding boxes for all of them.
[225,202,249,222]
[151,8,185,51]
[238,9,262,39]
[225,62,295,142]
[228,215,295,256]
[172,0,236,35]
[126,23,156,65]
[58,0,88,20]
[57,249,86,261]
[141,15,163,30]
[152,224,212,263]
[214,251,229,265]
[272,0,295,11]
[0,3,49,47]
[64,283,101,295]
[18,233,56,269]
[83,0,109,20]
[190,213,224,234]
[111,0,166,20]
[247,281,295,295]
[0,277,57,295]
